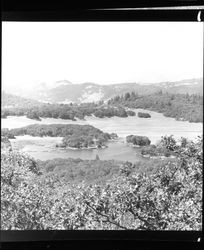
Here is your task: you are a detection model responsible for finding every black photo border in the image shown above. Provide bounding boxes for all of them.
[1,0,203,249]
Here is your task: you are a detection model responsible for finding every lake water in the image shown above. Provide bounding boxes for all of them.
[10,136,143,163]
[2,109,202,162]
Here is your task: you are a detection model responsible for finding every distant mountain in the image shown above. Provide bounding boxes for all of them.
[154,78,203,95]
[4,78,203,104]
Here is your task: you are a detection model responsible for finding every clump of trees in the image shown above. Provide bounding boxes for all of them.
[1,112,8,118]
[1,128,16,139]
[1,136,13,151]
[141,145,172,158]
[93,107,131,118]
[140,135,179,158]
[126,110,136,116]
[126,135,151,146]
[1,135,202,230]
[138,112,151,118]
[26,111,41,121]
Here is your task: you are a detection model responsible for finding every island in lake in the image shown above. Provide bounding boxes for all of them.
[3,124,118,149]
[138,112,151,118]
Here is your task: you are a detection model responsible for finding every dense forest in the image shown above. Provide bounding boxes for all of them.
[2,91,203,123]
[1,134,202,230]
[108,91,203,123]
[2,124,118,149]
[1,92,135,120]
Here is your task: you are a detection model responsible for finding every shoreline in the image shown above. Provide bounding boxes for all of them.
[56,139,120,150]
[62,145,107,150]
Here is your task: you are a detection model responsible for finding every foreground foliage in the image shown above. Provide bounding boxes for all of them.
[1,136,202,230]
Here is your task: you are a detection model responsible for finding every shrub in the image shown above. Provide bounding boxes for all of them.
[126,135,151,146]
[138,112,151,118]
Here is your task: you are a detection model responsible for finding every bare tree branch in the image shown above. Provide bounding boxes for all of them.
[128,207,157,230]
[85,201,128,230]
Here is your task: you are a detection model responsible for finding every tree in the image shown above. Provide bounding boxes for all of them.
[124,92,131,100]
[160,135,177,151]
[26,111,41,121]
[138,112,151,118]
[95,154,100,160]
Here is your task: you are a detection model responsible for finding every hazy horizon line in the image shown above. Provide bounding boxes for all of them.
[3,76,203,92]
[56,77,203,85]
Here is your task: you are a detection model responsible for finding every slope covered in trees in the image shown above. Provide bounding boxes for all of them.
[1,91,41,108]
[1,92,135,120]
[1,135,202,230]
[3,91,202,123]
[108,92,203,123]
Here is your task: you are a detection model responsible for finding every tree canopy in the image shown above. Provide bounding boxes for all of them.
[1,135,202,230]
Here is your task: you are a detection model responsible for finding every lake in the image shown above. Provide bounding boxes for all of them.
[2,109,202,162]
[10,136,143,163]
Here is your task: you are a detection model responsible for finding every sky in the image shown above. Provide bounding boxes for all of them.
[2,22,203,92]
